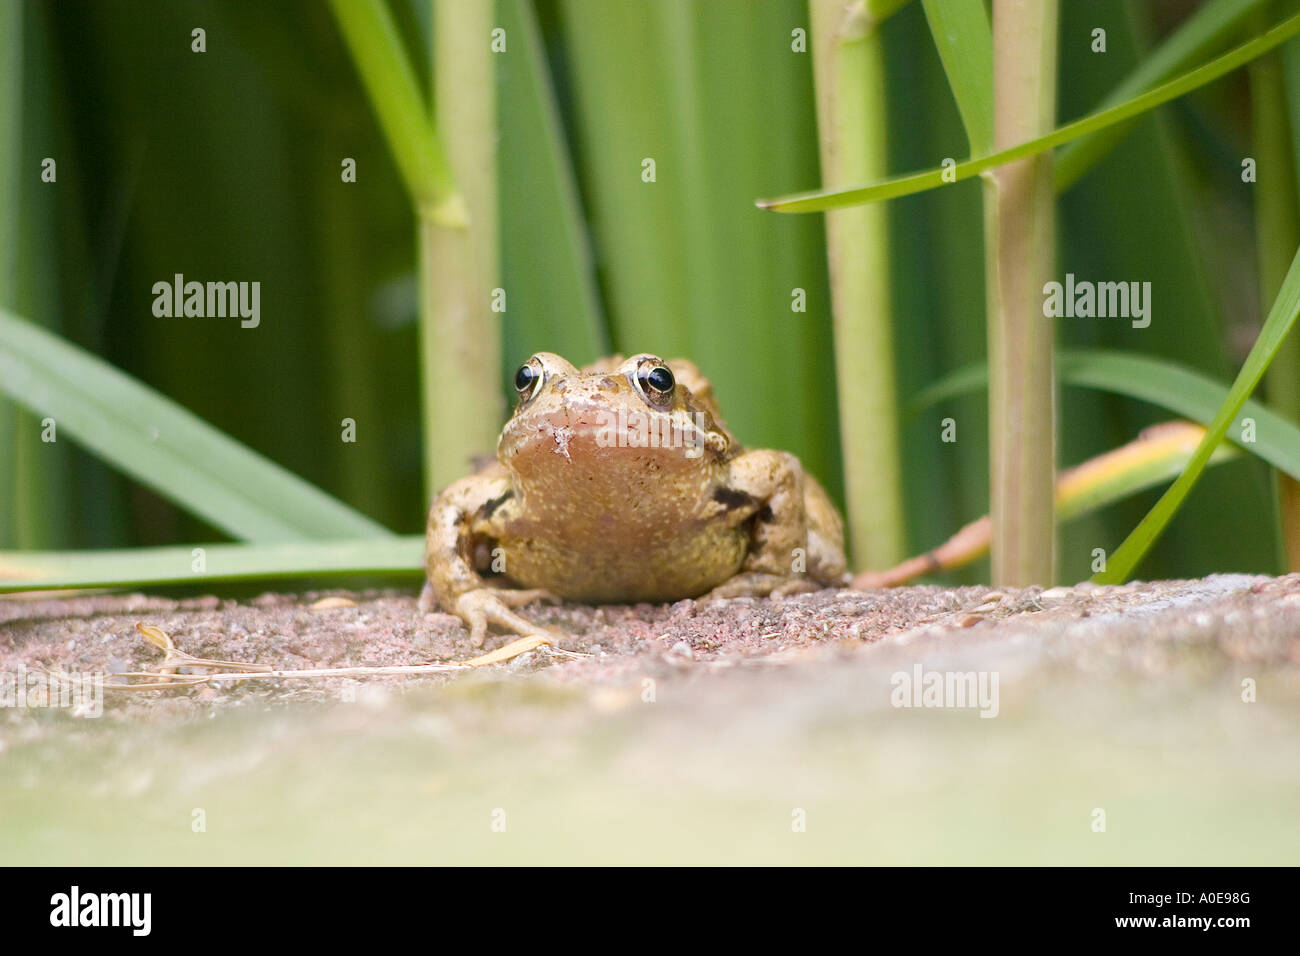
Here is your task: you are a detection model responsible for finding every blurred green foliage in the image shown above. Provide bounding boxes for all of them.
[1,0,1290,583]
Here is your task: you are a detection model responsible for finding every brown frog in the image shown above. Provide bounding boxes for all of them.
[420,352,847,644]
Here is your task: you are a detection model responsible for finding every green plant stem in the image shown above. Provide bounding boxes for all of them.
[863,0,914,27]
[0,2,17,308]
[1251,28,1300,570]
[809,0,905,570]
[328,0,497,499]
[326,0,462,225]
[419,0,501,497]
[985,0,1058,586]
[1096,245,1300,584]
[0,1,21,548]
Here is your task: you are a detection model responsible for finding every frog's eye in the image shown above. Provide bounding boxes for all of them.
[633,361,675,406]
[514,357,545,403]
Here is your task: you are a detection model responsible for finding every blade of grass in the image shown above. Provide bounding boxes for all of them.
[810,0,905,569]
[1053,423,1237,522]
[498,0,609,364]
[920,0,993,154]
[1055,0,1271,191]
[0,537,424,592]
[554,1,696,356]
[907,348,1300,482]
[886,10,992,584]
[1052,0,1260,582]
[0,309,392,542]
[913,0,998,578]
[1097,245,1300,582]
[757,11,1300,212]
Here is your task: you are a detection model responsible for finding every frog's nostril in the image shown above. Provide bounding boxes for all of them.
[597,376,619,392]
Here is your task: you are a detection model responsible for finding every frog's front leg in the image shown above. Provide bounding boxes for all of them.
[706,449,821,600]
[420,469,556,646]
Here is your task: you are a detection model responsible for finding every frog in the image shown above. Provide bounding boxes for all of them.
[419,352,847,645]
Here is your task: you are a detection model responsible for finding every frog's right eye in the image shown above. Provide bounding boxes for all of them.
[514,357,545,402]
[632,359,675,408]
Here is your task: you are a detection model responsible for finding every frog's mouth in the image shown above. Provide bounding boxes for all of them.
[501,399,710,472]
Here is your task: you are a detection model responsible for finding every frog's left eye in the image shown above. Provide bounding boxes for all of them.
[514,357,545,403]
[634,361,675,406]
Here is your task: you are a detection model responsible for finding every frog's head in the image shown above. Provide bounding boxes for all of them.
[499,352,731,481]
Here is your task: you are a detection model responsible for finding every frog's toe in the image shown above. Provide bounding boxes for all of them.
[771,577,821,598]
[702,572,818,603]
[454,588,561,647]
[491,587,561,607]
[417,580,438,614]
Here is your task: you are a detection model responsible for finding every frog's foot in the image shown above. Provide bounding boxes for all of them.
[417,580,437,614]
[702,573,820,603]
[453,587,561,647]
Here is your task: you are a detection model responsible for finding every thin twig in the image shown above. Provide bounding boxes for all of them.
[94,623,589,693]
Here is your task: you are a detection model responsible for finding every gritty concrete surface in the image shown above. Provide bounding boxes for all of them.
[2,575,1298,864]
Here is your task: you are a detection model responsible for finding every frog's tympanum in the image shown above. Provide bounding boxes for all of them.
[420,353,847,644]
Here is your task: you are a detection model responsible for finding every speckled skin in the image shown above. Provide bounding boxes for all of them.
[420,353,847,644]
